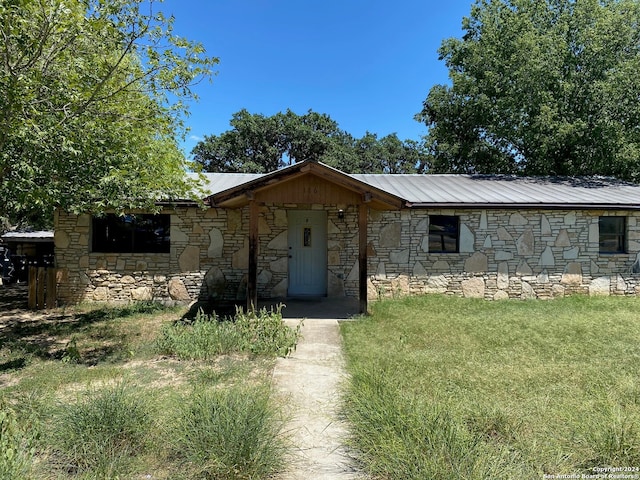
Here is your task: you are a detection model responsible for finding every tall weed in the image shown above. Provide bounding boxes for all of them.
[586,404,640,466]
[47,382,152,478]
[157,305,300,359]
[172,385,286,479]
[0,401,35,480]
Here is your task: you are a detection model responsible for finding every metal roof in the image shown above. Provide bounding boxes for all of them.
[1,230,54,243]
[193,173,264,195]
[351,174,640,209]
[195,171,640,209]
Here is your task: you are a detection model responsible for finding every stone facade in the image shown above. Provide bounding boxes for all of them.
[54,203,359,304]
[368,208,640,300]
[54,205,640,305]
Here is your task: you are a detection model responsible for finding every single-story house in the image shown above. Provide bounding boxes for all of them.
[54,160,640,313]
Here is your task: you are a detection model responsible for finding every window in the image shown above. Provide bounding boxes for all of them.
[599,216,626,254]
[92,214,170,253]
[429,215,459,253]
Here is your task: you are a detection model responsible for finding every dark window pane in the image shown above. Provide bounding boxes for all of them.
[429,215,459,253]
[92,214,170,253]
[303,227,312,247]
[599,217,626,254]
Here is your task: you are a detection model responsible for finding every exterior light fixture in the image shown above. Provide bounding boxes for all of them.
[338,209,345,220]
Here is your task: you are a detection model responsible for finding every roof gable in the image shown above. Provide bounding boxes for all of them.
[207,161,405,209]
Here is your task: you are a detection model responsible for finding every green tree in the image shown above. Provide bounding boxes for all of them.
[417,0,640,179]
[192,109,355,173]
[0,0,217,227]
[192,109,427,174]
[354,132,427,174]
[191,109,288,173]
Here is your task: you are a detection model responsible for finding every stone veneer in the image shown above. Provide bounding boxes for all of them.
[54,203,359,304]
[54,206,640,305]
[367,208,640,300]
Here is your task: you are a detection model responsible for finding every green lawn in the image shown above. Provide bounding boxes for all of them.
[341,295,640,479]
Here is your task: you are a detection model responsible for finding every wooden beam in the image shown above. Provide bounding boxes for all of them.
[247,199,259,312]
[359,203,368,315]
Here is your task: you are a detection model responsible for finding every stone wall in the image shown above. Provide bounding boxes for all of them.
[256,203,359,298]
[367,208,640,300]
[54,203,360,305]
[55,206,640,305]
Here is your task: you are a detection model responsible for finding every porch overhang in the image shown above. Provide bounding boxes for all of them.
[207,161,406,210]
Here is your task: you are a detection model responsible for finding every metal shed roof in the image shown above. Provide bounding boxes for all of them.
[195,170,640,209]
[1,230,54,243]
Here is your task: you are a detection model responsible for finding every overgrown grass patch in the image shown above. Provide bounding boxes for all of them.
[156,305,301,359]
[1,301,295,479]
[0,400,37,480]
[341,295,640,479]
[170,385,286,480]
[45,382,153,478]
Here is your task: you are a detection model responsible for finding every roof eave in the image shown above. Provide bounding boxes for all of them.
[156,200,201,207]
[209,161,406,209]
[407,202,640,210]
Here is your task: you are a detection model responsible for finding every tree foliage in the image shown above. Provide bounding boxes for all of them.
[192,109,428,174]
[417,0,640,179]
[0,0,217,227]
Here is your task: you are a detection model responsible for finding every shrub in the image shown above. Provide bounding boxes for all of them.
[47,382,152,478]
[157,305,300,359]
[233,306,301,356]
[172,386,286,479]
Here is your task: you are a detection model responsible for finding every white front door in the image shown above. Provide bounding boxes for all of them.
[288,210,327,296]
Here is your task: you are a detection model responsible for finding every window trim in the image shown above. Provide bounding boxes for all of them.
[598,216,626,255]
[428,215,460,253]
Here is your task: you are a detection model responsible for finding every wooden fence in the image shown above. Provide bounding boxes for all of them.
[28,266,57,310]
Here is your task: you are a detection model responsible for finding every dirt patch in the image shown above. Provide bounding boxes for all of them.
[0,285,83,376]
[0,282,28,311]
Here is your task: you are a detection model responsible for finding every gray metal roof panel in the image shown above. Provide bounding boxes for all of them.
[351,174,640,207]
[192,171,640,208]
[1,231,54,242]
[192,173,265,196]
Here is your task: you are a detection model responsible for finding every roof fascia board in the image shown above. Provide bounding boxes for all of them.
[208,163,308,206]
[408,202,640,210]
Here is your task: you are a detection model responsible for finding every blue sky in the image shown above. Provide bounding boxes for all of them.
[163,1,474,156]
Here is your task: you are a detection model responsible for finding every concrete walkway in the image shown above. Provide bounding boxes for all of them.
[272,312,365,480]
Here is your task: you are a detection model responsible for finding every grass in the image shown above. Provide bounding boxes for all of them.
[0,300,298,479]
[341,294,640,479]
[156,304,301,359]
[0,400,36,479]
[47,382,153,478]
[171,385,286,479]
